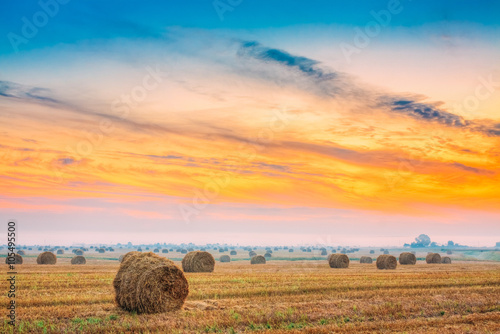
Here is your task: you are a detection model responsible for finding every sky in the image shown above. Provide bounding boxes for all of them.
[0,0,499,246]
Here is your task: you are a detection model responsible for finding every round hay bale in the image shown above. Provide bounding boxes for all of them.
[383,250,389,254]
[98,248,105,253]
[71,256,86,265]
[442,256,452,264]
[57,249,64,255]
[264,252,272,258]
[5,254,23,264]
[376,254,397,269]
[370,250,375,254]
[220,255,231,263]
[399,252,417,265]
[426,253,442,264]
[230,250,237,256]
[75,249,84,256]
[288,249,294,252]
[249,251,257,257]
[180,249,187,254]
[321,249,328,256]
[113,252,189,314]
[329,254,349,268]
[153,248,160,253]
[38,247,42,251]
[17,250,25,255]
[360,256,373,264]
[37,252,57,265]
[251,255,266,264]
[137,248,143,252]
[446,250,452,255]
[182,251,215,273]
[218,248,225,253]
[162,249,169,253]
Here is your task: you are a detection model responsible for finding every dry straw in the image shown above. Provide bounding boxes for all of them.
[71,256,86,265]
[37,251,57,265]
[360,256,373,264]
[251,255,266,264]
[113,252,189,314]
[399,252,417,265]
[329,254,349,268]
[182,251,215,273]
[376,254,397,269]
[426,253,442,264]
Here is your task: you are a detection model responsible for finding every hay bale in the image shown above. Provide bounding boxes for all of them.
[57,249,64,255]
[71,256,86,265]
[98,248,106,253]
[17,250,25,255]
[288,249,294,252]
[5,254,23,264]
[426,253,442,264]
[321,249,328,256]
[249,251,257,257]
[137,248,143,252]
[162,249,169,253]
[75,249,84,255]
[182,251,215,273]
[37,252,57,265]
[113,252,189,314]
[230,250,237,255]
[376,254,397,269]
[220,255,231,263]
[251,255,266,264]
[218,249,225,253]
[329,254,349,268]
[370,250,375,254]
[153,248,159,253]
[383,250,389,254]
[399,252,417,265]
[446,250,452,255]
[180,249,187,254]
[442,256,452,264]
[360,256,373,264]
[264,252,272,258]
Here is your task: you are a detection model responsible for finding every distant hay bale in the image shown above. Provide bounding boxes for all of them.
[74,249,84,256]
[108,248,115,252]
[321,249,328,256]
[219,249,225,253]
[38,247,43,251]
[442,256,452,264]
[113,252,189,314]
[288,249,294,252]
[5,254,23,264]
[360,256,373,264]
[153,249,159,253]
[426,253,442,264]
[446,250,452,255]
[71,256,86,265]
[399,252,417,265]
[383,250,389,255]
[37,251,57,265]
[180,249,187,254]
[264,252,272,258]
[182,251,215,273]
[230,250,237,255]
[17,250,25,255]
[57,249,64,255]
[249,251,257,257]
[370,250,375,254]
[328,254,349,268]
[376,255,397,269]
[137,248,143,252]
[98,248,105,253]
[331,249,336,254]
[120,251,140,263]
[220,255,230,263]
[380,248,384,251]
[251,255,266,264]
[162,249,169,253]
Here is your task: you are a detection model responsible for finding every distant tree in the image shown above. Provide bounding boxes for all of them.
[410,234,431,248]
[404,243,410,247]
[430,242,438,247]
[447,240,454,247]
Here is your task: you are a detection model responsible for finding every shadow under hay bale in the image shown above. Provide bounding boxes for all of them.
[37,251,57,265]
[426,253,442,264]
[113,252,189,314]
[399,252,417,265]
[442,256,452,264]
[5,254,23,264]
[360,256,373,264]
[329,254,349,268]
[376,254,397,269]
[182,251,215,273]
[220,255,230,263]
[71,256,86,265]
[251,255,266,264]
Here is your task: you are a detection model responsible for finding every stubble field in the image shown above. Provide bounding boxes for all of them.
[1,252,499,333]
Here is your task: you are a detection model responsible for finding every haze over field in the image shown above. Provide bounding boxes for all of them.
[1,1,499,245]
